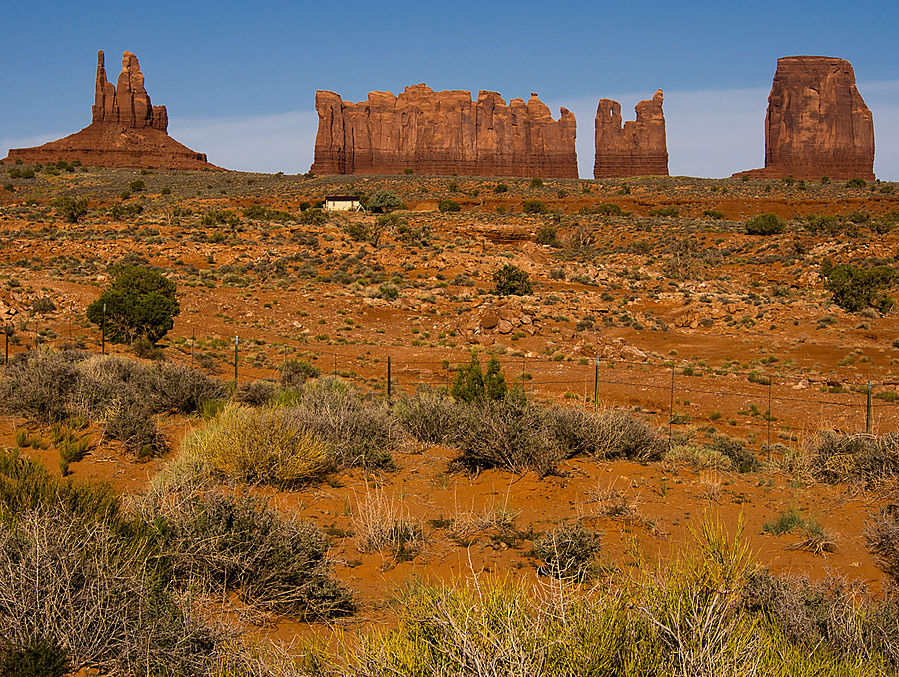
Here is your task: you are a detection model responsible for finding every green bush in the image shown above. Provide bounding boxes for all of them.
[86,265,180,344]
[703,209,725,220]
[492,264,533,295]
[365,190,403,213]
[280,359,320,388]
[129,180,145,192]
[847,177,867,189]
[820,260,897,313]
[746,213,786,235]
[535,224,561,247]
[451,354,506,403]
[298,208,327,225]
[493,183,509,193]
[438,200,461,212]
[529,178,544,188]
[50,196,88,224]
[522,200,548,214]
[649,207,679,218]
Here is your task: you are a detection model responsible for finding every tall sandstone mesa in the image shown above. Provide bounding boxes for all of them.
[594,90,669,178]
[3,50,214,170]
[310,84,578,178]
[734,56,874,180]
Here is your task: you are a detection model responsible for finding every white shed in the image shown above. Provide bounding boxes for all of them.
[324,195,363,212]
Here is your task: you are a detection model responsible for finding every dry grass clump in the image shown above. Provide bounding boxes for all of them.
[0,349,224,457]
[665,435,758,473]
[395,389,665,474]
[137,483,355,618]
[181,404,331,487]
[810,431,899,487]
[532,522,602,578]
[865,506,899,580]
[326,516,894,676]
[352,484,423,562]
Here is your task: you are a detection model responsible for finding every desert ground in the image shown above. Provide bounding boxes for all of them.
[1,165,898,674]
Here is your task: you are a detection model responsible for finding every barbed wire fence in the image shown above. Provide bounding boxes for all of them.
[11,319,899,451]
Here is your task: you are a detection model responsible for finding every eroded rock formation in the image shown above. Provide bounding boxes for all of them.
[734,56,874,180]
[594,90,668,178]
[3,50,214,170]
[310,84,577,178]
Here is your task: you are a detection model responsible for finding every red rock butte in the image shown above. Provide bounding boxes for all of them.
[310,84,578,178]
[594,90,669,178]
[734,56,874,181]
[2,50,215,170]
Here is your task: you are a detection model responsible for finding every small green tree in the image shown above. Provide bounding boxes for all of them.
[522,200,548,214]
[50,196,88,223]
[451,354,506,403]
[821,260,897,313]
[745,213,785,235]
[493,264,533,296]
[366,190,403,213]
[86,265,180,344]
[438,200,461,213]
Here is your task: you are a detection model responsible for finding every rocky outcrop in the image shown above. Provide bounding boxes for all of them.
[310,84,577,178]
[734,56,874,180]
[3,50,214,170]
[594,90,668,178]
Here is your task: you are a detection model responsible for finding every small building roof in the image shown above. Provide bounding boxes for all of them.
[326,195,361,201]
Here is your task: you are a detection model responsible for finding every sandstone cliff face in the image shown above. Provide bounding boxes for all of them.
[734,56,874,180]
[594,90,668,178]
[4,50,213,170]
[311,84,578,178]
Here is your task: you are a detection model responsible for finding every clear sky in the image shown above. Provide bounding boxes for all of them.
[3,0,898,178]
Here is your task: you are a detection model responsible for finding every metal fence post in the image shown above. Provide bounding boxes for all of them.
[668,364,675,449]
[233,335,239,387]
[594,358,599,412]
[767,376,773,460]
[866,382,872,433]
[387,355,392,401]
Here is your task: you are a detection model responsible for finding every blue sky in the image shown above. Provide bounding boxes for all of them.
[3,1,898,178]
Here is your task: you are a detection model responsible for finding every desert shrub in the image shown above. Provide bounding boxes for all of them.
[86,265,180,345]
[453,395,562,475]
[293,377,398,469]
[711,434,758,472]
[297,207,327,225]
[703,209,725,219]
[393,387,461,445]
[438,200,461,213]
[137,486,354,618]
[847,177,867,189]
[342,221,372,242]
[234,379,278,405]
[352,484,423,562]
[492,264,533,295]
[665,443,731,471]
[131,336,164,360]
[649,207,679,218]
[532,522,602,578]
[451,354,506,403]
[50,196,88,224]
[809,431,899,486]
[378,283,399,300]
[180,405,331,487]
[0,348,81,421]
[365,190,403,213]
[103,395,167,458]
[746,213,786,235]
[743,569,899,669]
[280,358,321,388]
[522,199,548,214]
[30,297,56,314]
[820,260,897,313]
[593,202,625,216]
[536,224,562,247]
[493,183,509,193]
[0,508,219,675]
[544,406,665,461]
[865,507,899,579]
[343,518,887,676]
